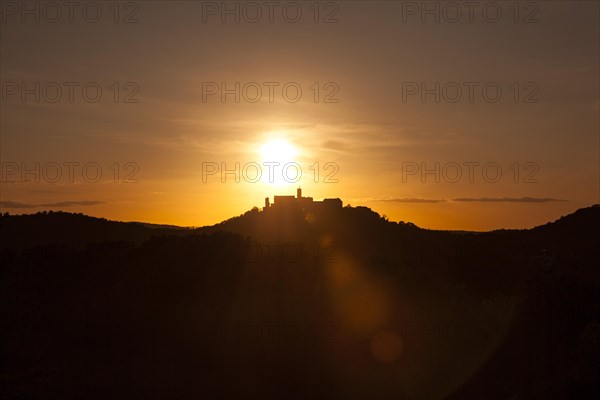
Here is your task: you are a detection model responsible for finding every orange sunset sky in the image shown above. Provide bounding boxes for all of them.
[1,1,598,230]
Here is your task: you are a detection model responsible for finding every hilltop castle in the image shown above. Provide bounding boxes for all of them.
[264,188,342,210]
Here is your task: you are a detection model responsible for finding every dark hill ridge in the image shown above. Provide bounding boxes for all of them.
[0,210,190,252]
[532,203,600,234]
[2,204,598,252]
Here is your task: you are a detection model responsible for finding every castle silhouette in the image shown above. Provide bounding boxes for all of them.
[264,188,342,210]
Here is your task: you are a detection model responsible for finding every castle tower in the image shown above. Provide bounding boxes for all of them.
[265,197,270,208]
[297,187,302,199]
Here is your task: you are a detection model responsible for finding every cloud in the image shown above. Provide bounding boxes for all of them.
[373,198,446,203]
[451,197,567,203]
[368,196,568,204]
[321,140,348,152]
[0,200,105,209]
[38,201,106,207]
[0,201,38,209]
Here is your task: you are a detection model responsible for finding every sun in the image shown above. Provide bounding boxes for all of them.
[257,139,300,187]
[260,139,297,163]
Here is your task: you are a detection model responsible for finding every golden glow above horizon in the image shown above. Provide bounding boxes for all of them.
[0,2,597,230]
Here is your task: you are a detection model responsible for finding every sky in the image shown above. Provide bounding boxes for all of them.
[1,1,598,230]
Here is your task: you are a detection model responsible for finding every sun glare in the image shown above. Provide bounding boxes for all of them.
[257,138,300,187]
[260,139,297,163]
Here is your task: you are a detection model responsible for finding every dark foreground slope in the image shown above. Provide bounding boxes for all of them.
[1,205,598,399]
